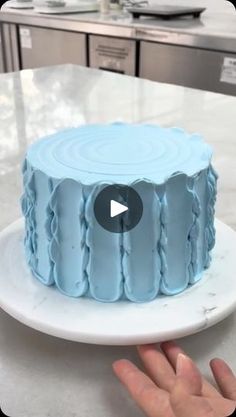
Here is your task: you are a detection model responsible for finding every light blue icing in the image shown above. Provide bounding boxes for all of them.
[159,174,193,295]
[123,180,162,302]
[187,176,201,283]
[26,124,213,184]
[21,161,38,271]
[189,170,208,283]
[205,165,218,268]
[21,123,217,302]
[85,183,124,302]
[47,179,89,296]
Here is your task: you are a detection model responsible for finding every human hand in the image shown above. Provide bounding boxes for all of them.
[113,341,236,417]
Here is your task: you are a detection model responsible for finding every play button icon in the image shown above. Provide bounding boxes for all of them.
[110,200,128,218]
[94,185,143,233]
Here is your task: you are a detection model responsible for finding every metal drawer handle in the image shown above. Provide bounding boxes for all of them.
[136,29,169,40]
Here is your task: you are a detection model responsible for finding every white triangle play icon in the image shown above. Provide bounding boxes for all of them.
[110,200,128,218]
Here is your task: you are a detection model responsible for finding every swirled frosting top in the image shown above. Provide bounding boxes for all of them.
[26,123,212,184]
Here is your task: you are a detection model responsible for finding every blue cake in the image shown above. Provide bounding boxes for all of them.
[21,123,217,302]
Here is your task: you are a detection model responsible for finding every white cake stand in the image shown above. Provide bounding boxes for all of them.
[0,218,236,346]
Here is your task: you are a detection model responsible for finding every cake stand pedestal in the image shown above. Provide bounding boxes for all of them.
[0,218,236,346]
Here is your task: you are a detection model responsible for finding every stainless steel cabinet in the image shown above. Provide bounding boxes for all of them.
[1,23,20,72]
[140,41,236,96]
[0,28,4,73]
[89,35,136,75]
[19,26,87,69]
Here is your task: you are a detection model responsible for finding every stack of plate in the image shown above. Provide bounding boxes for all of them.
[1,0,33,9]
[33,0,99,13]
[2,0,99,13]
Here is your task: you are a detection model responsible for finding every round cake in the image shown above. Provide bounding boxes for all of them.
[21,123,217,302]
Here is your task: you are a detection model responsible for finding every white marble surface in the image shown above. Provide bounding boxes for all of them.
[0,64,236,416]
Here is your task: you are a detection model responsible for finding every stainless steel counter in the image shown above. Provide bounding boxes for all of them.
[1,8,236,51]
[0,64,236,417]
[1,8,236,94]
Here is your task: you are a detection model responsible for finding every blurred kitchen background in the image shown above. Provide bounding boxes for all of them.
[0,0,236,95]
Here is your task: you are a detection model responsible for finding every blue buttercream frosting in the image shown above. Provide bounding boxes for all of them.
[21,123,218,302]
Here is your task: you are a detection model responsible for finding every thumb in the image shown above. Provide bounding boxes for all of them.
[176,353,203,396]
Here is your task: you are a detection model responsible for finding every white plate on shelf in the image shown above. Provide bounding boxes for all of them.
[2,0,34,8]
[34,2,99,13]
[0,218,236,346]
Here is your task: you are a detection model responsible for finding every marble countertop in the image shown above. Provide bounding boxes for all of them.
[0,64,236,416]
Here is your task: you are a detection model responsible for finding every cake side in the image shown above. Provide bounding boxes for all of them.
[21,165,217,302]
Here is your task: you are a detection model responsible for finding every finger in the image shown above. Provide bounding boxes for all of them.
[177,354,235,417]
[113,359,175,417]
[176,353,202,395]
[210,358,236,401]
[170,377,216,417]
[161,341,221,398]
[137,344,176,391]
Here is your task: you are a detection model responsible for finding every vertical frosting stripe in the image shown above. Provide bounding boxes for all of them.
[30,170,54,285]
[187,175,201,283]
[21,160,38,272]
[86,185,123,302]
[47,179,88,297]
[123,181,161,302]
[80,185,90,289]
[204,165,218,268]
[159,174,193,295]
[158,186,168,293]
[189,170,207,283]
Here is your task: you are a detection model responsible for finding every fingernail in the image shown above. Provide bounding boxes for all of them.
[176,353,188,376]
